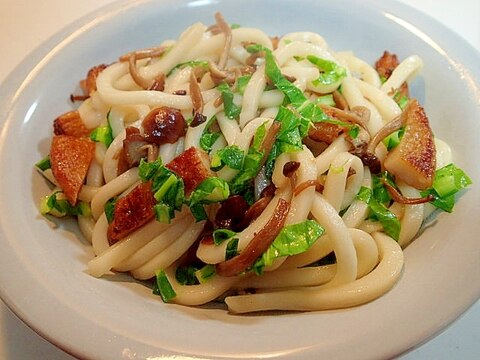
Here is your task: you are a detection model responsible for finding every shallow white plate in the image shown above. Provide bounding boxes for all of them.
[0,0,479,359]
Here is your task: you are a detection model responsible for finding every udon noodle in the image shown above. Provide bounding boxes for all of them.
[37,13,470,313]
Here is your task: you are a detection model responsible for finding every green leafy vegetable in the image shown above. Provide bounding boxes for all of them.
[253,220,324,275]
[393,91,409,110]
[40,191,91,218]
[210,145,244,171]
[138,159,184,223]
[264,49,306,106]
[104,197,117,223]
[306,55,347,87]
[217,82,241,119]
[175,265,200,285]
[371,172,395,206]
[229,122,267,195]
[188,177,230,221]
[199,116,221,153]
[225,237,239,260]
[35,155,51,171]
[153,270,176,302]
[421,164,472,212]
[356,186,401,241]
[195,264,216,283]
[236,75,251,94]
[213,228,237,245]
[315,94,336,106]
[90,121,113,147]
[383,127,405,150]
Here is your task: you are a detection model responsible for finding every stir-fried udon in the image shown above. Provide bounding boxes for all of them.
[36,13,471,313]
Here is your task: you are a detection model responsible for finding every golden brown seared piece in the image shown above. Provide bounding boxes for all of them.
[308,122,346,144]
[375,51,399,79]
[53,110,91,137]
[384,100,436,189]
[50,135,95,205]
[107,181,157,245]
[166,147,214,196]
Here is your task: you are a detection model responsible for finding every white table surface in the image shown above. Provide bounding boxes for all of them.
[0,0,478,359]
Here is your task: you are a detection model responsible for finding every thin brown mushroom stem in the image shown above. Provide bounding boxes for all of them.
[367,114,404,154]
[381,179,434,205]
[258,121,282,169]
[215,198,290,277]
[214,12,232,70]
[319,104,370,131]
[189,70,204,115]
[119,46,167,62]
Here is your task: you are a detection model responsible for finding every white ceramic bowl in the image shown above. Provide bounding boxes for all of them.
[0,0,479,359]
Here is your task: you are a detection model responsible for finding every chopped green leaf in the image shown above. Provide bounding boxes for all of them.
[383,127,405,150]
[217,82,241,119]
[138,159,185,222]
[35,155,51,171]
[245,43,265,54]
[253,220,324,275]
[154,203,172,223]
[306,55,347,87]
[421,164,472,212]
[153,270,176,302]
[371,172,395,205]
[40,191,91,218]
[264,49,306,107]
[175,265,200,285]
[315,94,336,106]
[90,124,113,147]
[432,163,472,198]
[356,186,401,241]
[236,75,251,95]
[104,197,117,223]
[195,264,216,283]
[393,91,409,110]
[210,145,244,171]
[225,238,239,260]
[199,116,221,153]
[188,177,230,221]
[213,228,237,245]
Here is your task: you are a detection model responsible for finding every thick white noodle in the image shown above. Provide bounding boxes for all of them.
[278,32,328,49]
[381,55,423,94]
[217,111,241,146]
[114,212,192,271]
[77,215,95,244]
[352,78,401,122]
[341,76,384,135]
[91,167,139,219]
[336,51,382,88]
[239,64,266,128]
[131,220,206,280]
[88,218,175,277]
[315,136,351,175]
[342,167,372,228]
[310,193,357,286]
[164,265,240,306]
[224,232,403,313]
[323,152,364,212]
[239,229,379,289]
[397,182,425,248]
